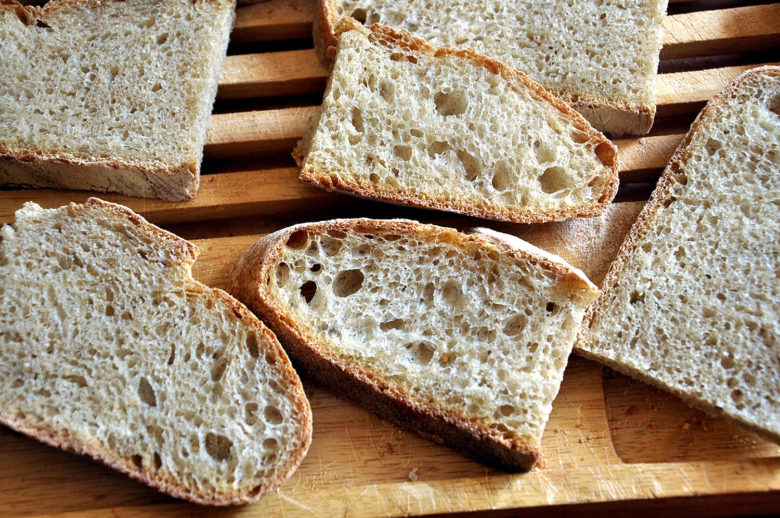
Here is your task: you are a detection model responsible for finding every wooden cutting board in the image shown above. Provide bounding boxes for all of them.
[1,1,779,516]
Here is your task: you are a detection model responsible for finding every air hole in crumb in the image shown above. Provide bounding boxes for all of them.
[546,302,557,313]
[491,161,514,191]
[705,138,722,156]
[156,33,168,45]
[286,230,308,249]
[572,130,589,144]
[246,334,259,358]
[369,173,380,183]
[131,454,143,469]
[499,405,514,416]
[350,7,368,23]
[405,342,435,364]
[105,304,115,316]
[442,280,464,309]
[350,108,364,132]
[211,359,228,382]
[434,91,467,116]
[539,166,570,194]
[138,377,157,406]
[438,352,456,366]
[333,269,364,297]
[595,142,615,167]
[63,375,87,388]
[275,263,290,286]
[503,314,528,336]
[457,150,480,181]
[768,93,780,116]
[264,406,283,424]
[205,433,232,462]
[394,145,412,161]
[153,452,162,470]
[299,281,317,303]
[380,318,405,331]
[629,291,644,304]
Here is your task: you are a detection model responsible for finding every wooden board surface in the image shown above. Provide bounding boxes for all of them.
[1,1,779,517]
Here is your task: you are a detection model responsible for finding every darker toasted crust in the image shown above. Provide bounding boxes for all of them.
[300,18,619,224]
[576,66,780,444]
[0,198,313,505]
[314,1,655,136]
[231,218,598,471]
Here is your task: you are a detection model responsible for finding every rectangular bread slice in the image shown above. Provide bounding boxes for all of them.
[0,0,235,201]
[0,198,312,504]
[297,18,619,224]
[231,219,599,471]
[316,0,668,136]
[577,66,780,443]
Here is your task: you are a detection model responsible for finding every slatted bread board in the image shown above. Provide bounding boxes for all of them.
[1,1,779,516]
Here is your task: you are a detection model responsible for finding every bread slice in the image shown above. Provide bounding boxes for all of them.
[0,0,235,201]
[231,218,599,470]
[296,19,619,224]
[0,198,312,505]
[577,66,780,443]
[316,0,668,136]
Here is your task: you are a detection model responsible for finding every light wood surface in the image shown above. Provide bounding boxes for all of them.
[1,1,779,516]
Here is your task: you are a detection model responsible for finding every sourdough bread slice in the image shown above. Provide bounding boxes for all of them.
[577,66,780,442]
[316,0,668,136]
[297,18,619,224]
[231,219,599,470]
[0,0,235,201]
[0,198,312,504]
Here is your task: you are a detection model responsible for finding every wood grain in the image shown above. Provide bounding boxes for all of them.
[661,4,780,59]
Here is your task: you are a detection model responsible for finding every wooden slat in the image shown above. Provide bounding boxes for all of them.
[656,62,778,117]
[661,4,780,59]
[205,106,319,159]
[232,0,314,43]
[0,167,346,225]
[219,50,327,99]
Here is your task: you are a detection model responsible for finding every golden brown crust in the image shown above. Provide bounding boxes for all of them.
[0,198,312,505]
[231,218,597,471]
[576,65,780,444]
[300,18,619,224]
[314,2,655,135]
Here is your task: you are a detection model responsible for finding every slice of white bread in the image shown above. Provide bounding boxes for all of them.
[231,219,599,470]
[0,198,312,504]
[296,19,619,224]
[577,66,780,442]
[316,0,668,136]
[0,0,235,201]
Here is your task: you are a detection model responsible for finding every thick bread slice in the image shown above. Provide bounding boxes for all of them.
[297,18,619,224]
[231,219,599,471]
[0,198,312,505]
[577,66,780,442]
[0,0,235,201]
[316,0,668,136]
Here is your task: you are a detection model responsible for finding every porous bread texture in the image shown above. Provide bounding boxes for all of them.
[0,0,235,200]
[231,219,599,470]
[578,66,780,442]
[299,19,618,224]
[318,0,668,136]
[0,199,312,505]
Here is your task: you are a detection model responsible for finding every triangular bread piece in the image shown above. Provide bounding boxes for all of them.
[577,66,780,443]
[296,18,618,224]
[0,198,312,504]
[231,218,599,470]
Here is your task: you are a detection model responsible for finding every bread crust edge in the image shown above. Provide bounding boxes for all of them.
[231,218,600,471]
